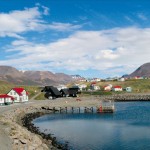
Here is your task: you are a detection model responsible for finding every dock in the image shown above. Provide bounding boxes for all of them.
[41,100,115,114]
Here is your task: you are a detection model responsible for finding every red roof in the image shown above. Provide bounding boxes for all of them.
[113,86,122,89]
[0,94,14,100]
[91,82,97,85]
[12,88,28,95]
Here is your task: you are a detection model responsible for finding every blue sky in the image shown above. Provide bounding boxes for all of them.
[0,0,150,78]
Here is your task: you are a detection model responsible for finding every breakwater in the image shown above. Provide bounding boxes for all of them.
[100,94,150,101]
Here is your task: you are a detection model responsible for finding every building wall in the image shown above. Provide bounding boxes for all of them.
[0,98,4,105]
[113,88,122,91]
[5,98,13,104]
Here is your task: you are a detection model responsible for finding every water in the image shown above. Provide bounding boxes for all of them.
[33,102,150,150]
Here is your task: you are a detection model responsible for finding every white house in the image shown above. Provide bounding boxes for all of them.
[112,86,122,92]
[0,94,14,105]
[7,88,29,103]
[90,84,100,91]
[118,78,125,82]
[104,85,112,91]
[78,84,87,91]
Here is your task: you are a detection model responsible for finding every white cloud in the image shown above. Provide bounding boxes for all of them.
[1,27,150,76]
[0,6,81,38]
[48,22,82,31]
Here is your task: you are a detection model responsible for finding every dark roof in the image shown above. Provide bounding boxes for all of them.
[60,89,69,95]
[68,89,77,95]
[41,86,61,96]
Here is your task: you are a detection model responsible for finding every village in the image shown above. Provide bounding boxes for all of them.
[0,78,132,106]
[1,74,150,106]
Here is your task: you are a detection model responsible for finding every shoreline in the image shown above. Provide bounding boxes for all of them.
[1,96,150,149]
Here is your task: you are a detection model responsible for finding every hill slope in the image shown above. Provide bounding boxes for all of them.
[128,63,150,77]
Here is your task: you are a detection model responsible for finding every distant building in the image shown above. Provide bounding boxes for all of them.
[90,85,100,91]
[118,78,125,82]
[112,86,122,92]
[57,85,67,91]
[104,84,112,91]
[78,84,87,91]
[125,87,132,92]
[134,76,143,79]
[7,88,29,103]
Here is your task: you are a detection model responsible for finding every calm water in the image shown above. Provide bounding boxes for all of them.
[33,102,150,150]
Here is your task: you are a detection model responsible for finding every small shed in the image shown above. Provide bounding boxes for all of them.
[126,87,132,92]
[68,89,78,97]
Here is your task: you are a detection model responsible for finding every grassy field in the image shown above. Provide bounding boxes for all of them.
[68,79,150,94]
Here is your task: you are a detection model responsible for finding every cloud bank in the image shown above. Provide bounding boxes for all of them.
[1,27,150,76]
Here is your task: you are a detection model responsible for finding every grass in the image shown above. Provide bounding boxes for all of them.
[0,79,150,100]
[34,93,46,100]
[71,79,150,94]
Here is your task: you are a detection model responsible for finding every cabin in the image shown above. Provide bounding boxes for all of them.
[7,88,29,103]
[41,86,62,99]
[70,86,81,94]
[60,89,69,97]
[90,84,100,91]
[0,94,14,105]
[68,89,78,97]
[112,86,122,92]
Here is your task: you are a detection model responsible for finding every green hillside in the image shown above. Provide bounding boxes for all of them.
[69,79,150,93]
[0,80,40,99]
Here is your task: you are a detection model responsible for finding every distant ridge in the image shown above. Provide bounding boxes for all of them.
[128,62,150,77]
[0,66,73,85]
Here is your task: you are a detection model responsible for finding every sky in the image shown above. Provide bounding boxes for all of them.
[0,0,150,78]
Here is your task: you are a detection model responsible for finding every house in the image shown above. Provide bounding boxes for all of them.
[104,84,112,91]
[60,89,69,97]
[7,88,29,103]
[41,86,62,99]
[0,94,14,105]
[112,86,122,92]
[90,84,100,91]
[78,84,87,91]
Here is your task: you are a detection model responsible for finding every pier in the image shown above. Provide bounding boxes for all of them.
[41,100,115,114]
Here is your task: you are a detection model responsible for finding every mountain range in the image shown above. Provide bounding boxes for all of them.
[0,63,149,85]
[0,66,73,85]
